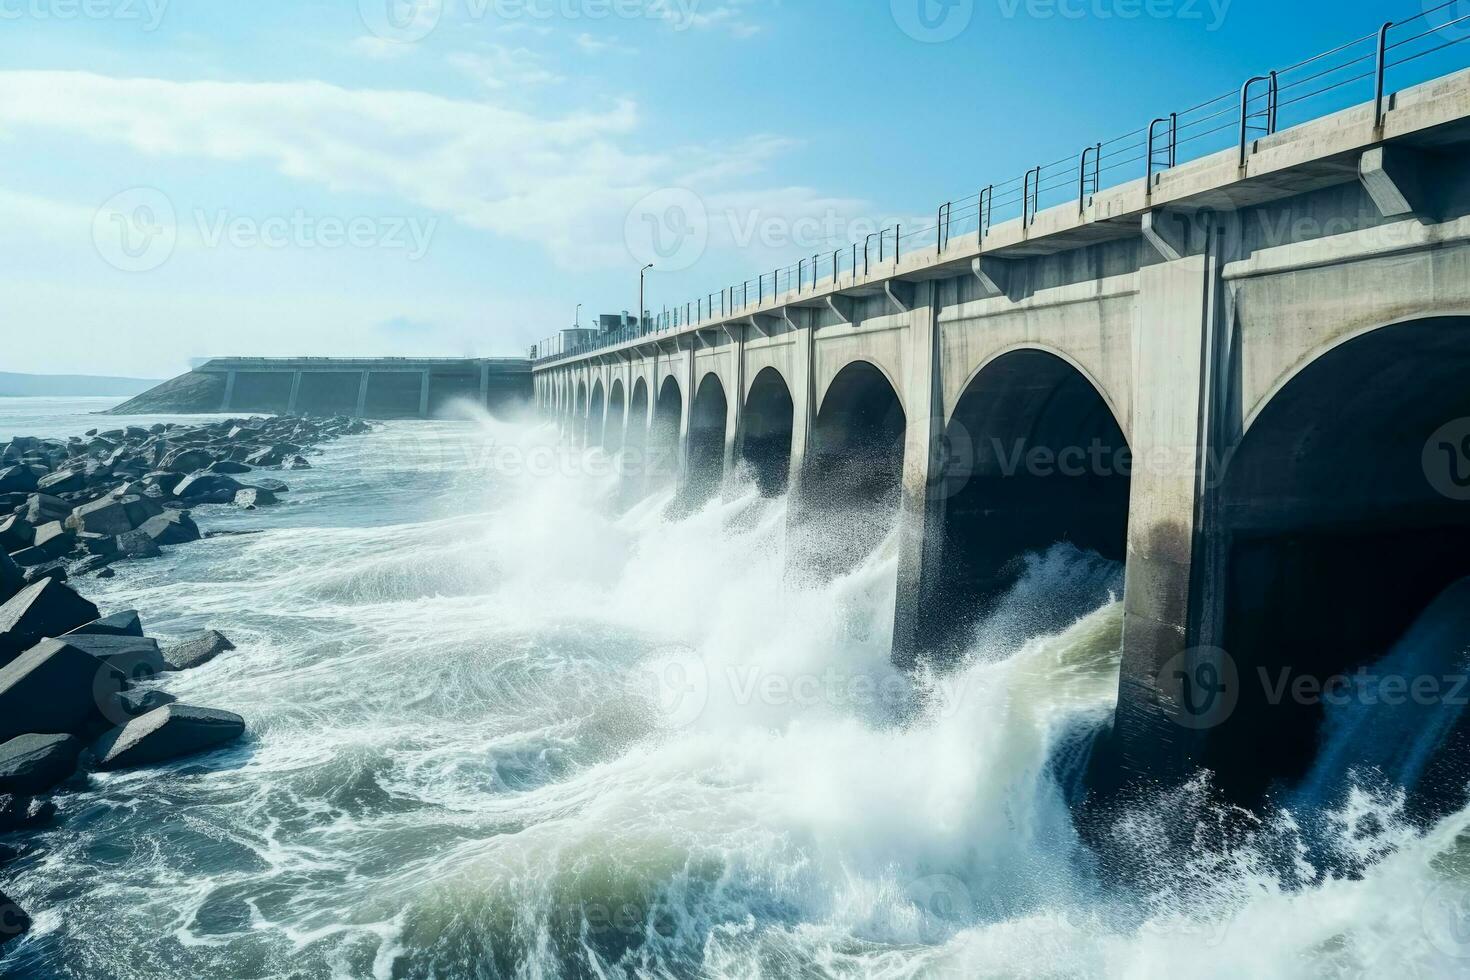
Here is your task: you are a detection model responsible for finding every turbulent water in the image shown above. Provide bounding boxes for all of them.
[2,396,1470,979]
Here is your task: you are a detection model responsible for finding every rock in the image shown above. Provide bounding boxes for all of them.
[285,455,312,470]
[138,511,201,546]
[36,468,85,495]
[0,578,101,668]
[234,488,277,509]
[205,460,252,475]
[68,494,162,536]
[96,567,115,579]
[113,529,162,561]
[173,473,245,504]
[139,471,185,495]
[70,555,113,577]
[77,532,119,557]
[0,553,24,605]
[243,447,285,467]
[7,546,52,569]
[0,794,56,834]
[0,890,32,949]
[0,466,40,494]
[0,639,123,742]
[69,609,144,637]
[0,516,34,554]
[163,630,236,671]
[158,447,214,474]
[249,478,289,494]
[18,493,68,526]
[112,688,177,721]
[30,520,74,559]
[59,634,167,681]
[90,704,246,771]
[0,733,84,795]
[21,563,68,586]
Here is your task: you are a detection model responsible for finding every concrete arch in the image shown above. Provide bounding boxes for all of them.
[606,378,627,455]
[648,376,683,489]
[922,347,1132,656]
[798,360,908,577]
[589,379,606,448]
[815,354,906,423]
[572,379,588,444]
[1208,314,1470,816]
[686,373,729,506]
[946,341,1131,446]
[740,366,795,497]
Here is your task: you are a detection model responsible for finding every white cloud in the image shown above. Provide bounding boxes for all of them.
[448,45,564,89]
[0,71,855,274]
[574,32,636,55]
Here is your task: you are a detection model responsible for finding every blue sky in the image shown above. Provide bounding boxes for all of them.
[0,0,1457,377]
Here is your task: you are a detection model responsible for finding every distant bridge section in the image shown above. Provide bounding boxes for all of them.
[111,357,532,419]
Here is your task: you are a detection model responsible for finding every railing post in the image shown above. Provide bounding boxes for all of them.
[1375,21,1393,131]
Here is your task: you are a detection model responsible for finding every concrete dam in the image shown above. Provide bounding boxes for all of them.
[536,57,1470,814]
[114,357,532,418]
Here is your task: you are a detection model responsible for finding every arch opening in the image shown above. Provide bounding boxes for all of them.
[650,377,683,487]
[930,349,1131,654]
[572,381,588,445]
[627,379,650,455]
[1210,316,1470,818]
[685,374,728,506]
[798,361,907,576]
[606,379,627,455]
[589,380,606,448]
[739,368,794,497]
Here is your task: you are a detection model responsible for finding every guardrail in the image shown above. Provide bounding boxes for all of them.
[537,2,1470,369]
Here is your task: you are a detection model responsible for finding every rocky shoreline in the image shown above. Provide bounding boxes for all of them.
[0,414,375,953]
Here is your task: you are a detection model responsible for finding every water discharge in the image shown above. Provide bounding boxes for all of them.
[2,400,1469,978]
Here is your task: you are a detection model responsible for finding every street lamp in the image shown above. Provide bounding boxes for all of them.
[638,263,653,335]
[575,303,582,329]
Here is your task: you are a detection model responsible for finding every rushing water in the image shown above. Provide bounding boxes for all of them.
[2,397,1470,978]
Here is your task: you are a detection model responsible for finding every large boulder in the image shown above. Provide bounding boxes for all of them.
[0,515,34,553]
[0,466,41,494]
[68,494,162,536]
[0,639,122,742]
[59,634,167,680]
[0,579,101,668]
[18,493,68,527]
[0,889,30,950]
[173,473,245,504]
[158,447,214,474]
[0,733,83,795]
[112,688,177,721]
[234,488,277,509]
[30,521,74,559]
[138,511,201,546]
[69,609,144,637]
[36,468,86,495]
[0,553,23,605]
[163,630,236,671]
[90,704,246,771]
[112,529,162,561]
[205,460,252,475]
[249,479,289,495]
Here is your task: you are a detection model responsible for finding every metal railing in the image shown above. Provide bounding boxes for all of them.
[537,3,1470,368]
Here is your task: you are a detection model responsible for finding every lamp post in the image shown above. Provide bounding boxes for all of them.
[575,303,582,329]
[638,263,653,335]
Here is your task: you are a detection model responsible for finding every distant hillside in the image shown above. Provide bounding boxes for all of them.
[0,372,162,397]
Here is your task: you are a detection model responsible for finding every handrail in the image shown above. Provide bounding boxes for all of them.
[536,8,1470,367]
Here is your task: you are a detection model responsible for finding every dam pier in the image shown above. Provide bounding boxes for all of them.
[536,59,1470,807]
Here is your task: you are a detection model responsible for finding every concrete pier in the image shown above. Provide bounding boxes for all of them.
[536,66,1470,806]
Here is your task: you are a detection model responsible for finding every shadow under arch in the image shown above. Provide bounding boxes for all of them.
[796,360,907,578]
[606,379,627,455]
[649,376,683,489]
[589,379,606,448]
[572,380,588,445]
[926,347,1131,656]
[685,373,728,507]
[1208,314,1470,819]
[739,366,795,497]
